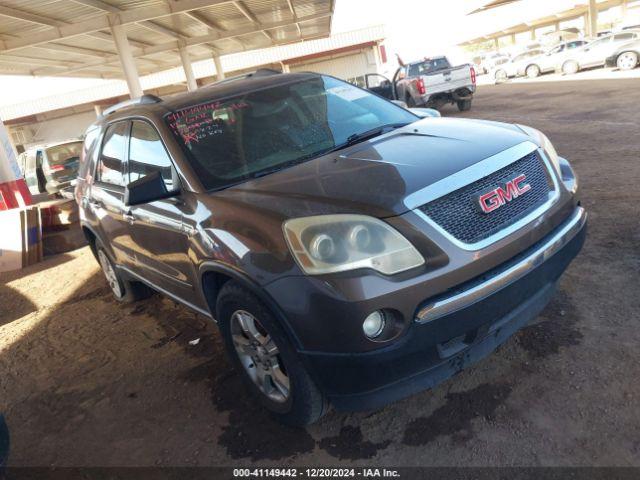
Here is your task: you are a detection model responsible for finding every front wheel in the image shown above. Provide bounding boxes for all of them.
[562,60,579,75]
[457,99,472,111]
[494,69,507,83]
[216,281,328,426]
[526,64,540,78]
[616,52,638,71]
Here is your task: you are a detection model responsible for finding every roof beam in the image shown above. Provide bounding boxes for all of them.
[286,0,302,37]
[233,1,274,42]
[32,12,330,76]
[31,42,112,58]
[71,0,188,41]
[184,10,225,32]
[0,5,65,28]
[1,0,231,52]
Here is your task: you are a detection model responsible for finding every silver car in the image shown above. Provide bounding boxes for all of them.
[517,40,589,78]
[493,49,545,82]
[558,31,640,74]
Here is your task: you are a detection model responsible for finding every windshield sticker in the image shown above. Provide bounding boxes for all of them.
[167,101,249,145]
[327,85,368,102]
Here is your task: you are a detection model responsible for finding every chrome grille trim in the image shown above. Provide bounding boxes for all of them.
[408,141,561,251]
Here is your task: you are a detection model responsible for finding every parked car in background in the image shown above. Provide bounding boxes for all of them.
[17,140,83,198]
[493,48,545,82]
[365,56,476,111]
[557,31,640,74]
[517,40,589,78]
[479,52,510,74]
[605,38,640,70]
[76,72,586,425]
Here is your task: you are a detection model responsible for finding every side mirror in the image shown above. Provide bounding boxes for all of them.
[124,171,177,206]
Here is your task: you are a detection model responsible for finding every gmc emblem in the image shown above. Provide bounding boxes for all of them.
[476,174,531,214]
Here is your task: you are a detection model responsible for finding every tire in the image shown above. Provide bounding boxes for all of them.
[94,239,152,303]
[405,94,416,108]
[457,99,472,111]
[562,60,579,75]
[526,64,540,78]
[216,281,328,426]
[616,51,638,71]
[494,69,507,83]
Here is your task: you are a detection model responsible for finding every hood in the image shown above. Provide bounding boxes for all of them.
[219,117,533,218]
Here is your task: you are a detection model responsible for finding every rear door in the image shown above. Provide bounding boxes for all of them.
[23,150,41,194]
[43,142,82,188]
[123,119,198,305]
[90,121,131,264]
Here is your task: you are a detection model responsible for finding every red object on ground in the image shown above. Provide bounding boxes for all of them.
[0,178,31,211]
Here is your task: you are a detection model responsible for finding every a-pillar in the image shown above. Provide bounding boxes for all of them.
[109,22,143,98]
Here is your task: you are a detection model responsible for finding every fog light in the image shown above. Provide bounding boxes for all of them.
[363,310,386,339]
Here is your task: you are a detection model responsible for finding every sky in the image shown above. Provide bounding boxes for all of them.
[0,0,607,107]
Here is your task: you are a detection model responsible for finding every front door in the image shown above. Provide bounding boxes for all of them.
[365,73,395,100]
[123,120,198,306]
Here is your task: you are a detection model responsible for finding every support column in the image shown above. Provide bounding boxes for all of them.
[213,55,225,81]
[555,22,560,32]
[530,29,536,41]
[110,23,143,99]
[511,33,516,45]
[178,44,197,92]
[588,0,598,37]
[622,0,628,18]
[494,38,499,51]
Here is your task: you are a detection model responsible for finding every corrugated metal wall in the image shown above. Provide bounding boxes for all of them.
[289,47,380,80]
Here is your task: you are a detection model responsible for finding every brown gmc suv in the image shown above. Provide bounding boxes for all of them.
[76,71,586,425]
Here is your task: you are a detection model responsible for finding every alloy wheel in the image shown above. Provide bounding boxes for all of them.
[230,309,290,403]
[617,52,638,71]
[97,249,123,299]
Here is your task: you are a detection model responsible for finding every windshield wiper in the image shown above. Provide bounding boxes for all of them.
[248,123,409,181]
[327,122,410,154]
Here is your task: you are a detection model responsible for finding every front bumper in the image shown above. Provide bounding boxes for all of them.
[298,207,587,411]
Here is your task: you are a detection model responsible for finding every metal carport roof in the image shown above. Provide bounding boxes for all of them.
[0,0,335,79]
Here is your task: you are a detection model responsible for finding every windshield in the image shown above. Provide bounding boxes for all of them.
[165,75,417,190]
[45,142,83,167]
[408,58,451,76]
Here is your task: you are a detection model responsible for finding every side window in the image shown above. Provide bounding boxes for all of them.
[567,41,585,49]
[613,33,635,42]
[97,121,128,186]
[128,120,178,191]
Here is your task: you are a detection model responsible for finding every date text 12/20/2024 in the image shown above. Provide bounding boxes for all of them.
[232,468,401,478]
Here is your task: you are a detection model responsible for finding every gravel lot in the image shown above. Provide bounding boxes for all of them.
[1,78,639,468]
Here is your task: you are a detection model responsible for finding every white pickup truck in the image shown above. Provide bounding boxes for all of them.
[365,56,477,111]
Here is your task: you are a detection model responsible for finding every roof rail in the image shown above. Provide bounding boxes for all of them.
[210,68,282,86]
[103,94,162,116]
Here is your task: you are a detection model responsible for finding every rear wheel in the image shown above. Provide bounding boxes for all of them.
[616,51,638,71]
[562,60,579,75]
[526,64,540,78]
[217,281,328,426]
[95,239,152,303]
[457,99,472,111]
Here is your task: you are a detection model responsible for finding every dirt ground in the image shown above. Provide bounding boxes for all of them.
[1,78,639,468]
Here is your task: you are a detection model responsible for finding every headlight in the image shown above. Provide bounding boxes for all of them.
[517,124,560,172]
[283,214,425,275]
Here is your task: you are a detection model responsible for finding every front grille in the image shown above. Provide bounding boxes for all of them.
[419,151,553,244]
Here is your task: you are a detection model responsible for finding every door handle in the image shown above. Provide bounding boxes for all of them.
[122,210,135,224]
